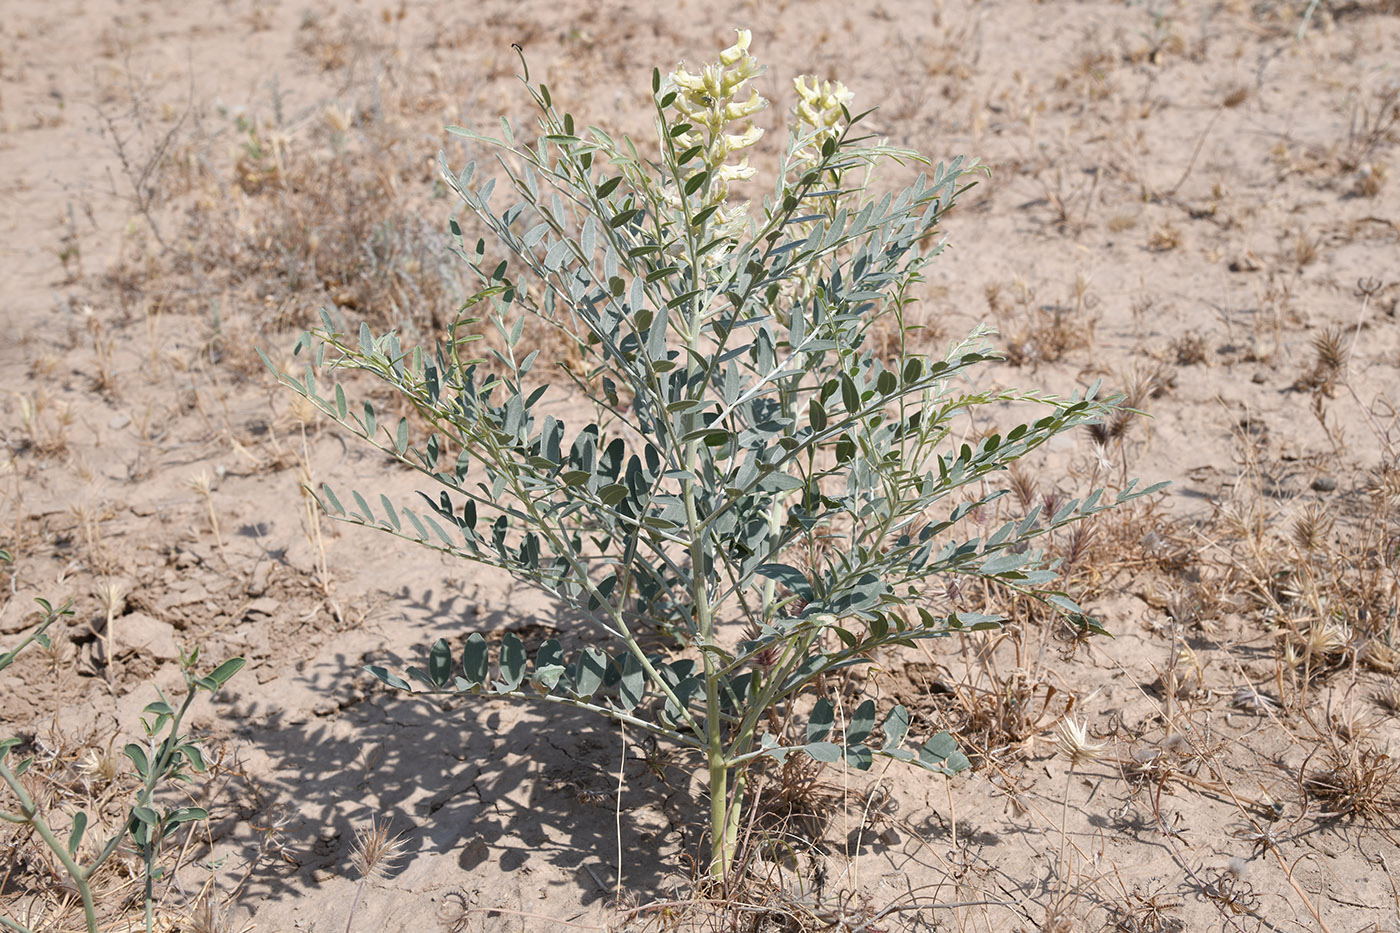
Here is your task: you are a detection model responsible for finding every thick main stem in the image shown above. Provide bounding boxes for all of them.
[706,739,730,877]
[690,454,736,878]
[668,184,741,879]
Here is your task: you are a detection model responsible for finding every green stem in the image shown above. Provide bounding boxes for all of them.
[706,731,729,878]
[657,128,739,876]
[720,767,746,876]
[689,450,733,877]
[144,844,157,933]
[0,614,56,675]
[0,758,98,932]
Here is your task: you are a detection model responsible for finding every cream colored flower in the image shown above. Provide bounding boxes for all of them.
[719,29,752,66]
[793,75,854,164]
[725,92,767,123]
[716,159,756,185]
[725,125,764,152]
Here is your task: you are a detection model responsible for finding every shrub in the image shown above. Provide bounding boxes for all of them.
[270,31,1163,877]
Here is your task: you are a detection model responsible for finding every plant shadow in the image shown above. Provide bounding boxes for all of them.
[215,584,698,916]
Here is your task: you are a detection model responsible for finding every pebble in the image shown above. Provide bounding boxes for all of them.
[247,561,271,597]
[244,596,281,618]
[116,611,180,662]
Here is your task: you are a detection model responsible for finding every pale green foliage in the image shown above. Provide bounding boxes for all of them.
[272,36,1164,875]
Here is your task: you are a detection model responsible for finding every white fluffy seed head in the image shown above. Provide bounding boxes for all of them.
[1055,718,1104,768]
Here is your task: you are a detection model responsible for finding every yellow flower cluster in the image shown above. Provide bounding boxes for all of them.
[793,75,853,165]
[667,29,768,233]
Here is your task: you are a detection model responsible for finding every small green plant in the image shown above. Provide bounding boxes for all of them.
[271,31,1163,878]
[0,551,70,679]
[0,551,245,933]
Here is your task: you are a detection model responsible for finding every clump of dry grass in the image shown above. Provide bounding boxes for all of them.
[1303,744,1400,828]
[609,749,896,932]
[1351,161,1389,198]
[986,273,1100,368]
[1108,884,1185,933]
[1337,80,1400,174]
[747,752,839,850]
[910,654,1065,768]
[1294,327,1348,396]
[1374,680,1400,715]
[92,13,475,361]
[1171,331,1208,366]
[173,118,465,337]
[10,391,74,463]
[1145,222,1181,252]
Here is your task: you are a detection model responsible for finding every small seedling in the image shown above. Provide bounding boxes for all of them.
[0,650,244,933]
[0,550,245,933]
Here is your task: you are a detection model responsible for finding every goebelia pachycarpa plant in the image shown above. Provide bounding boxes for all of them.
[270,31,1165,876]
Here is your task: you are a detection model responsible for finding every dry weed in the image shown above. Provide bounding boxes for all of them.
[992,274,1100,368]
[1303,744,1400,828]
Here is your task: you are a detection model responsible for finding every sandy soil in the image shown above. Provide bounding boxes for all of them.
[2,0,1399,930]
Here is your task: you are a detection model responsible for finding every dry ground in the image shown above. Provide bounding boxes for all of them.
[2,0,1399,930]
